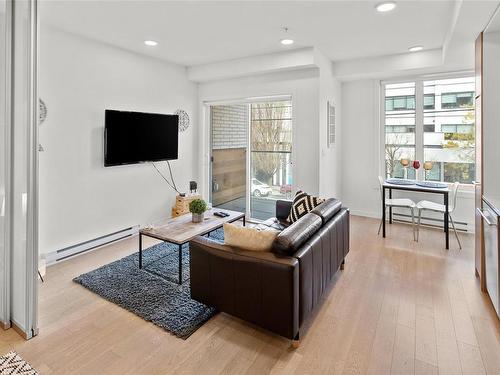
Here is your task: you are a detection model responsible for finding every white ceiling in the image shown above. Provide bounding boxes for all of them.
[40,0,499,68]
[486,5,500,32]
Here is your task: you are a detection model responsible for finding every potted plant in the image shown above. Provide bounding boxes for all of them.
[189,199,208,223]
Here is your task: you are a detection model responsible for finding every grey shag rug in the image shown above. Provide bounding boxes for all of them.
[73,230,224,339]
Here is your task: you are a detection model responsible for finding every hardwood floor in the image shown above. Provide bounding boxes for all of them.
[1,216,499,374]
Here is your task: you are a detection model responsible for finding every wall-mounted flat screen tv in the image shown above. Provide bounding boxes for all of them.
[104,109,179,167]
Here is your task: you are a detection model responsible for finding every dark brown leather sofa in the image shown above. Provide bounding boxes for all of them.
[189,198,350,343]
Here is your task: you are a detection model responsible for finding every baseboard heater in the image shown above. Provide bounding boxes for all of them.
[45,225,139,265]
[392,213,468,232]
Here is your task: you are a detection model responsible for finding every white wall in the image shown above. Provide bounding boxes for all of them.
[341,80,382,218]
[316,50,342,198]
[198,68,320,199]
[39,26,198,254]
[341,79,475,230]
[483,30,500,207]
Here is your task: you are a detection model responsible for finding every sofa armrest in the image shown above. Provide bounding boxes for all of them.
[292,208,349,326]
[276,199,293,221]
[189,235,299,339]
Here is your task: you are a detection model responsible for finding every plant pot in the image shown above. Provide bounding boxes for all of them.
[192,212,204,223]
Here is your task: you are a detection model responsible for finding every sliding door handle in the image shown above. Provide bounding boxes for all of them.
[477,208,497,226]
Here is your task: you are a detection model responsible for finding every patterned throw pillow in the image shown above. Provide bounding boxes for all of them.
[287,191,325,223]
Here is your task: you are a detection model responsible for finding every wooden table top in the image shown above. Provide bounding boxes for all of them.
[140,208,245,244]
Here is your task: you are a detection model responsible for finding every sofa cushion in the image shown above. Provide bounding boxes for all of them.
[287,191,325,223]
[223,223,279,252]
[272,212,322,255]
[310,198,342,224]
[258,217,290,231]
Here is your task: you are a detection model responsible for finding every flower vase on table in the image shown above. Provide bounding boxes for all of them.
[423,161,433,180]
[412,160,420,179]
[400,158,410,179]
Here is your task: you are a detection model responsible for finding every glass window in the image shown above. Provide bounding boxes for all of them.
[384,83,416,178]
[424,77,475,183]
[424,94,435,110]
[441,91,474,109]
[384,76,475,184]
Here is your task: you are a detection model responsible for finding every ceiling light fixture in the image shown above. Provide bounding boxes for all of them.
[408,45,423,52]
[144,40,158,47]
[280,26,294,46]
[280,38,294,45]
[375,1,396,12]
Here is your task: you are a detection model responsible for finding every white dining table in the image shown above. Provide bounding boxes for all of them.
[382,180,451,249]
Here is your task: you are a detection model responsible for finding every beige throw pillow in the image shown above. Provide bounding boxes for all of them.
[223,223,278,252]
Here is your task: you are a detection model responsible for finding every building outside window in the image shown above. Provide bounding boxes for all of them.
[384,76,475,184]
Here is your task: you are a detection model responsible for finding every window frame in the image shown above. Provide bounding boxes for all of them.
[380,73,475,186]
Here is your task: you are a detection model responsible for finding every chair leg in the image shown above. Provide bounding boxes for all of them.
[410,208,416,241]
[416,209,422,242]
[449,214,462,250]
[378,208,385,235]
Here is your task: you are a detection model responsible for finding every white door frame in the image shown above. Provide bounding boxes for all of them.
[3,0,39,339]
[0,0,12,330]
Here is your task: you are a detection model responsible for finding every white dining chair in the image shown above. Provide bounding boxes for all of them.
[378,176,417,241]
[415,181,462,249]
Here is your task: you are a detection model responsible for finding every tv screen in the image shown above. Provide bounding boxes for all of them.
[104,110,179,167]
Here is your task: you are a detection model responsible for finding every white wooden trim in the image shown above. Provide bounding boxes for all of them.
[1,0,12,330]
[25,0,39,339]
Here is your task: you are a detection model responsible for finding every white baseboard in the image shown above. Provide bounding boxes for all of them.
[349,209,473,233]
[45,226,139,266]
[349,209,380,219]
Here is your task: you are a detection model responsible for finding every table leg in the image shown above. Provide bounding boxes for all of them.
[139,234,143,269]
[389,188,393,224]
[444,192,449,250]
[382,187,386,237]
[243,215,246,226]
[178,243,183,284]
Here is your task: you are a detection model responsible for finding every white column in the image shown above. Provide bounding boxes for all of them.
[0,0,11,329]
[9,0,38,338]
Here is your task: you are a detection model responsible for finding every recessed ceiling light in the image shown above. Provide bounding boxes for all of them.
[144,40,158,47]
[280,39,294,46]
[408,45,423,52]
[375,1,396,12]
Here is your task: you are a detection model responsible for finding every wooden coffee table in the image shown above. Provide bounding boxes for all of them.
[138,208,245,284]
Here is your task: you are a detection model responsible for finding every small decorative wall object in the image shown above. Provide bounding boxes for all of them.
[174,109,190,132]
[39,98,47,125]
[327,101,336,147]
[189,180,197,193]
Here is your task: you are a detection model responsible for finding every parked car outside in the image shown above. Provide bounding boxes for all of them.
[251,178,273,197]
[279,184,292,194]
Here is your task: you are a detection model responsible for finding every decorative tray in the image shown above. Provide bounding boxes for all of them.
[386,178,416,186]
[415,181,448,189]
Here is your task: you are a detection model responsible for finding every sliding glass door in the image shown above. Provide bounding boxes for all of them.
[209,104,248,214]
[250,100,293,220]
[209,98,293,221]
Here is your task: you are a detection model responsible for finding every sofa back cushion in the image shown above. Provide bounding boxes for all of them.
[287,191,325,223]
[311,198,342,224]
[272,212,322,255]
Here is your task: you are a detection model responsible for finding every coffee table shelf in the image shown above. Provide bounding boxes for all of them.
[138,208,245,284]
